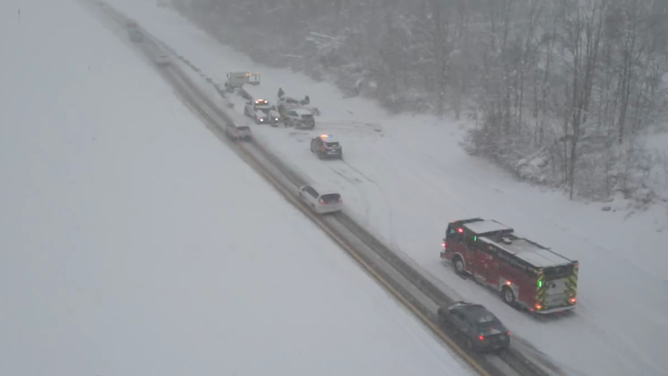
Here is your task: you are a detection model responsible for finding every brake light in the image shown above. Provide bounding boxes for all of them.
[506,331,510,336]
[569,297,576,304]
[505,280,512,286]
[457,228,463,233]
[478,335,485,341]
[535,303,543,310]
[441,242,446,248]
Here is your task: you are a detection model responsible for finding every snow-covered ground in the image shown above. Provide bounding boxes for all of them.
[99,2,668,375]
[0,1,480,375]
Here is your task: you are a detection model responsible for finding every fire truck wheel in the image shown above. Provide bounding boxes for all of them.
[502,286,516,305]
[453,256,465,275]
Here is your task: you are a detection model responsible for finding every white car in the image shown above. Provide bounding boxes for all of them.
[244,99,280,124]
[154,54,170,66]
[298,184,343,214]
[284,108,316,129]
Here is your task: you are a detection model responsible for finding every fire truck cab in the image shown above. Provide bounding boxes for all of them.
[441,218,578,315]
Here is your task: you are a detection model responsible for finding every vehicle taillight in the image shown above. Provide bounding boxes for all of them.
[506,331,511,336]
[441,242,446,248]
[569,297,576,304]
[478,335,485,341]
[535,303,543,310]
[318,198,325,204]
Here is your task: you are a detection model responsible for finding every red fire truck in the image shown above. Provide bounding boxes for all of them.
[440,218,579,314]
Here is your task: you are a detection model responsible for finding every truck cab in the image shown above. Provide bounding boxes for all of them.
[224,72,260,92]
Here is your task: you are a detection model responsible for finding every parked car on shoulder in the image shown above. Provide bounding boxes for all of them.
[437,301,511,353]
[298,184,342,214]
[154,54,170,66]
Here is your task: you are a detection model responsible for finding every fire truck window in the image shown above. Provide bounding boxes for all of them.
[447,228,463,242]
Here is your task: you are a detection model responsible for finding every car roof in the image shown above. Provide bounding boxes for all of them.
[316,134,338,142]
[304,184,338,195]
[448,301,479,310]
[450,302,494,317]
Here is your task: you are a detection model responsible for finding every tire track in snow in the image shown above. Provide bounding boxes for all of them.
[340,159,396,246]
[328,166,372,221]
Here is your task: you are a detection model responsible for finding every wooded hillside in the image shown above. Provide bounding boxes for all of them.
[172,0,668,208]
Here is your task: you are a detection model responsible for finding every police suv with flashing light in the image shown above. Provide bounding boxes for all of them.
[310,134,342,159]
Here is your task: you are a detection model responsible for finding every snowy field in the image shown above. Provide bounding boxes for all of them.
[0,1,479,375]
[100,1,668,375]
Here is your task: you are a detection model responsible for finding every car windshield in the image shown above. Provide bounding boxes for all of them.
[325,142,339,147]
[237,126,250,131]
[301,114,314,119]
[466,307,505,333]
[320,193,341,204]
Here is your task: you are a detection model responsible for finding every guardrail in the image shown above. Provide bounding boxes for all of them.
[84,3,561,376]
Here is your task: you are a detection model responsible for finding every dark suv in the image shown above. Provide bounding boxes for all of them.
[437,301,511,352]
[310,134,342,159]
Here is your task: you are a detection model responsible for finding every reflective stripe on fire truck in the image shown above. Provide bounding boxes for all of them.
[535,270,546,309]
[533,269,547,311]
[565,263,579,298]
